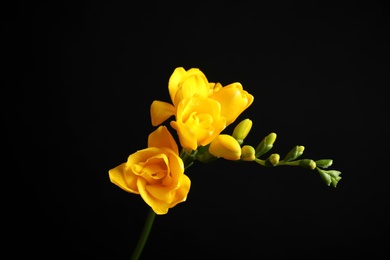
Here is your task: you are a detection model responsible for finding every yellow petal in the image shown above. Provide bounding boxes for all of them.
[170,120,198,151]
[168,67,187,104]
[168,67,210,106]
[165,152,185,188]
[177,73,209,100]
[210,83,254,125]
[145,184,175,203]
[137,178,170,215]
[148,126,179,154]
[209,82,223,93]
[150,100,175,126]
[108,162,139,194]
[128,147,160,166]
[170,174,191,208]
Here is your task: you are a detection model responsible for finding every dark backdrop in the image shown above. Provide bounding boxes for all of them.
[2,1,389,259]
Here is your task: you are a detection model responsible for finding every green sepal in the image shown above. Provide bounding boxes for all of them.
[316,167,342,187]
[195,144,219,163]
[315,159,333,168]
[180,149,198,169]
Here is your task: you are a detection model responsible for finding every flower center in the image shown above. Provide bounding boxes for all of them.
[133,156,169,184]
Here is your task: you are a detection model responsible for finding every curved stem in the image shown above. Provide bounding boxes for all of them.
[130,208,156,260]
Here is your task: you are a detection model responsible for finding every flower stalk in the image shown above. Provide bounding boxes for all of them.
[130,208,156,260]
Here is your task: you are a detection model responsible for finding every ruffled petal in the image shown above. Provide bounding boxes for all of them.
[148,126,179,154]
[168,67,210,106]
[150,100,175,126]
[145,184,175,203]
[168,67,187,104]
[170,120,198,151]
[172,96,227,150]
[178,72,209,99]
[128,148,160,166]
[166,152,184,188]
[137,178,170,215]
[108,162,139,194]
[170,174,191,208]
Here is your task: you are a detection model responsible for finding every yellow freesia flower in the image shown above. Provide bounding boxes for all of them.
[170,96,227,151]
[150,67,254,151]
[108,126,191,215]
[209,82,254,125]
[209,134,242,161]
[150,67,210,126]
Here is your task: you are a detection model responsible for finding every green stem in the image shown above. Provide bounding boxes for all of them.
[254,158,266,166]
[278,160,300,166]
[180,148,196,169]
[130,208,156,260]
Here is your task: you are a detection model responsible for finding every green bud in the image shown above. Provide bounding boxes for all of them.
[255,132,277,157]
[281,145,305,162]
[265,153,280,167]
[298,159,316,170]
[315,159,333,168]
[240,145,256,161]
[316,168,342,187]
[232,119,253,145]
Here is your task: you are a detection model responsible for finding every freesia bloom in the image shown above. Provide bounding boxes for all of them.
[108,126,191,215]
[170,95,226,151]
[209,82,254,126]
[150,67,254,151]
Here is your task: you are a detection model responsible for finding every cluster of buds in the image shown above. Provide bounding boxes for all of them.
[193,118,342,188]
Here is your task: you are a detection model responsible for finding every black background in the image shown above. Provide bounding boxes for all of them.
[2,1,389,259]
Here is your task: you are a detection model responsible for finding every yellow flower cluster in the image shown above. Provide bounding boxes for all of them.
[108,67,342,215]
[109,67,254,214]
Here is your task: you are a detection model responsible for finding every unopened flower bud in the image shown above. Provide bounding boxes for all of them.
[255,133,277,157]
[232,119,253,145]
[240,145,256,161]
[299,159,316,170]
[282,145,305,162]
[209,134,242,161]
[265,153,280,166]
